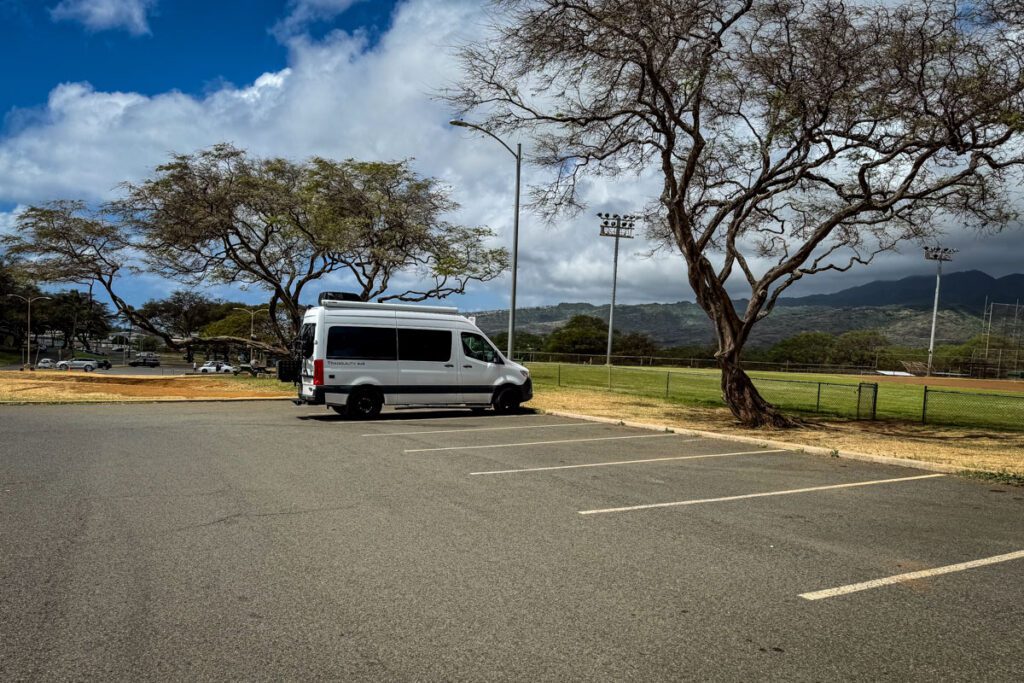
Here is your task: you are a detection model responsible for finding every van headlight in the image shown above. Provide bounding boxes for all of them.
[519,369,529,378]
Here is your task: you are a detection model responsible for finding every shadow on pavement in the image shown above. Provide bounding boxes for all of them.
[295,408,539,422]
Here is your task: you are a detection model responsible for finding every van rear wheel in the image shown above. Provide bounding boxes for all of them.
[492,387,521,415]
[347,388,383,419]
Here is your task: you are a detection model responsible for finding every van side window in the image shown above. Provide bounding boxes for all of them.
[398,329,452,362]
[299,323,316,359]
[327,326,397,360]
[461,332,502,364]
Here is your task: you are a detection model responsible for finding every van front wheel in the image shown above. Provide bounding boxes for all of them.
[493,388,521,415]
[347,388,383,419]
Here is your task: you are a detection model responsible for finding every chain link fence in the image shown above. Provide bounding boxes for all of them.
[922,387,1024,430]
[530,363,877,420]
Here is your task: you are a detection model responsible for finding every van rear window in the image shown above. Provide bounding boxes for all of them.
[398,329,452,362]
[326,326,397,360]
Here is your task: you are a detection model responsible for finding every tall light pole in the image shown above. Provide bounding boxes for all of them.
[234,307,269,364]
[597,213,637,366]
[450,119,521,360]
[6,294,52,369]
[924,245,957,376]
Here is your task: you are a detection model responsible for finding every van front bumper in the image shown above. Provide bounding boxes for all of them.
[521,378,533,402]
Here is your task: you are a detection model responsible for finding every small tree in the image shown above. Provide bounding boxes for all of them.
[766,332,835,366]
[447,0,1024,426]
[2,202,178,349]
[138,291,226,339]
[830,330,889,367]
[545,315,611,355]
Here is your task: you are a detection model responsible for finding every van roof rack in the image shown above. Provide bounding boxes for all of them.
[319,299,460,315]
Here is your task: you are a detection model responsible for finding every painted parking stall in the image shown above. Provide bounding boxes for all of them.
[4,402,1023,680]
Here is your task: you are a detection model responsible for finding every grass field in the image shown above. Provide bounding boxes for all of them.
[526,362,1024,430]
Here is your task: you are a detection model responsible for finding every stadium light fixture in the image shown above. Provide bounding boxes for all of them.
[924,245,958,376]
[597,213,638,366]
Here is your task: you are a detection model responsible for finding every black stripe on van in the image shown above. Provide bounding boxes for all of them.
[323,385,495,395]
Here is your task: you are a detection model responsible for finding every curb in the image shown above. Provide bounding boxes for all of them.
[0,396,293,406]
[539,409,968,475]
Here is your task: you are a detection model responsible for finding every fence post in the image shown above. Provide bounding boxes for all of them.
[665,371,670,398]
[856,384,861,420]
[815,383,822,412]
[557,364,561,387]
[607,364,612,390]
[922,385,928,424]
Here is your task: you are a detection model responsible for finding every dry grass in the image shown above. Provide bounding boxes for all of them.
[527,386,1024,475]
[0,371,293,403]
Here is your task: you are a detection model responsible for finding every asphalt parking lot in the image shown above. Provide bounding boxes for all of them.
[1,402,1022,680]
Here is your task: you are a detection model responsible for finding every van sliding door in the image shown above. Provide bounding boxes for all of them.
[395,328,456,405]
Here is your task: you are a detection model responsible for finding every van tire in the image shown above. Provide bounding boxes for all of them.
[492,387,521,415]
[347,387,383,419]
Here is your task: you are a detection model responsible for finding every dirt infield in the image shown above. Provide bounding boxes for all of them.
[0,372,293,402]
[853,374,1024,393]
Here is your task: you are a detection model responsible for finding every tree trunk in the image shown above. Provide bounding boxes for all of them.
[719,355,795,428]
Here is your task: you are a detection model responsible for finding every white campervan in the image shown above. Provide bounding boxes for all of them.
[290,297,532,418]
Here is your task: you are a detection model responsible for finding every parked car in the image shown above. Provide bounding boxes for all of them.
[36,358,56,369]
[57,358,110,372]
[198,361,237,374]
[128,356,161,367]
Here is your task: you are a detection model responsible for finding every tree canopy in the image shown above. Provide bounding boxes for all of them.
[447,0,1024,425]
[2,145,508,349]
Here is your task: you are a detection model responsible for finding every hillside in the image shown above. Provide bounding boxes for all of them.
[470,270,1018,348]
[778,270,1022,310]
[472,302,984,348]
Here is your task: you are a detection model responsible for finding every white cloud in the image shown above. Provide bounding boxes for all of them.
[272,0,363,39]
[50,0,155,35]
[0,205,26,236]
[3,0,1019,311]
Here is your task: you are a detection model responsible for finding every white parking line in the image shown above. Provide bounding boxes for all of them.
[404,433,681,453]
[364,422,598,437]
[578,474,946,515]
[800,550,1024,601]
[469,448,784,475]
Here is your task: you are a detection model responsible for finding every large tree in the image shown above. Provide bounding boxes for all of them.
[446,0,1024,426]
[115,145,508,346]
[138,291,231,339]
[2,201,179,349]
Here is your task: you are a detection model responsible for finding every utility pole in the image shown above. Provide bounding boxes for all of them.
[234,307,269,365]
[449,119,522,360]
[597,213,637,366]
[924,245,957,376]
[6,294,52,369]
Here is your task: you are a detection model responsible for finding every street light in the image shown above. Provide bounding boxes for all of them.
[450,118,522,360]
[924,245,958,376]
[597,213,638,366]
[6,294,52,369]
[234,307,269,364]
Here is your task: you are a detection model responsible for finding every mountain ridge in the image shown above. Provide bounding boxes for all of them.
[470,270,1018,348]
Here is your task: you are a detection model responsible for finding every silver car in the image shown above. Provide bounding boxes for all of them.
[57,358,109,372]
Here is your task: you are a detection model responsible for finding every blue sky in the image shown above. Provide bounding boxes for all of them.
[0,0,1021,315]
[0,1,395,119]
